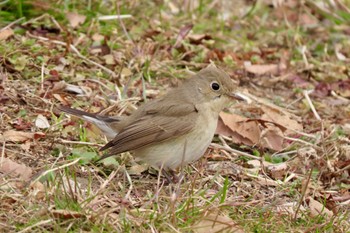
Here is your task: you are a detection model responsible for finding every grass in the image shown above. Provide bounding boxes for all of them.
[1,0,350,232]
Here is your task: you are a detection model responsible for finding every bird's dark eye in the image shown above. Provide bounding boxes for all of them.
[211,81,220,91]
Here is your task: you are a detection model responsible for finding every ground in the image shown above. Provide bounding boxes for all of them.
[0,0,350,232]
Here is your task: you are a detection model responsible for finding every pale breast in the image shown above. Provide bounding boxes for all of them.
[134,106,218,170]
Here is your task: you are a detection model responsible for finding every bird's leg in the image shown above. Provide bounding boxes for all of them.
[161,169,182,183]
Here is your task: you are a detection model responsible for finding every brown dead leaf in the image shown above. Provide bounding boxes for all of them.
[217,101,303,151]
[245,63,285,76]
[173,24,193,48]
[260,106,303,132]
[20,140,31,151]
[103,54,116,65]
[192,212,244,233]
[0,28,14,40]
[29,181,46,200]
[307,197,334,219]
[260,123,284,151]
[188,33,212,44]
[0,157,33,181]
[53,93,69,105]
[267,163,288,180]
[66,12,86,28]
[92,33,104,41]
[128,163,149,175]
[218,112,285,150]
[2,130,35,142]
[217,112,259,146]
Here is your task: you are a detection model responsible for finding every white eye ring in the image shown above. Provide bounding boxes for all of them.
[210,81,220,91]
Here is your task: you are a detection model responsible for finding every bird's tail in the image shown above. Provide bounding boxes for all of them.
[57,105,121,139]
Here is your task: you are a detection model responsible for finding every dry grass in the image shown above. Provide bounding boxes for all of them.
[1,0,350,232]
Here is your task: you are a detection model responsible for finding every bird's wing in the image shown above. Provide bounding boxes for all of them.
[99,103,198,160]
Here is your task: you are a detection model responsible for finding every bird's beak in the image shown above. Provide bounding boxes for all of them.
[228,92,251,103]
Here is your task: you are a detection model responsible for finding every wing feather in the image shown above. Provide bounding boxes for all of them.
[99,112,197,160]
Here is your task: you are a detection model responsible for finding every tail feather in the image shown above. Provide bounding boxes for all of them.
[57,105,120,138]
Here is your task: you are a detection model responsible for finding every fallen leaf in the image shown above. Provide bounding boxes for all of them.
[66,12,86,28]
[92,33,104,41]
[121,67,133,78]
[29,181,46,200]
[128,163,149,175]
[0,157,33,181]
[267,163,288,180]
[53,94,69,105]
[2,130,35,142]
[219,115,283,151]
[307,197,334,219]
[0,28,14,40]
[11,118,32,130]
[33,132,46,140]
[35,114,50,129]
[335,45,347,61]
[245,63,286,76]
[103,54,116,65]
[192,212,244,233]
[217,112,259,146]
[188,33,212,44]
[260,123,284,151]
[173,24,193,48]
[20,140,31,151]
[260,106,303,132]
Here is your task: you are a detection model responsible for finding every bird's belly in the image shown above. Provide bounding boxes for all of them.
[134,117,217,170]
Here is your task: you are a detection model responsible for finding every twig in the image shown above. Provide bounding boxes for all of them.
[287,128,318,139]
[98,15,133,20]
[1,140,5,165]
[86,78,112,92]
[284,172,297,183]
[305,0,343,21]
[333,163,350,175]
[116,2,134,44]
[124,169,133,201]
[41,62,45,90]
[300,46,310,69]
[0,17,24,31]
[243,92,296,117]
[58,139,104,147]
[30,158,81,184]
[218,135,229,147]
[293,168,313,221]
[284,136,322,150]
[272,150,297,158]
[334,0,350,13]
[210,143,261,160]
[303,90,321,121]
[17,219,53,233]
[330,90,350,103]
[94,169,119,195]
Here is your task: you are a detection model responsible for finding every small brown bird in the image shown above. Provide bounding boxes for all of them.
[58,65,243,173]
